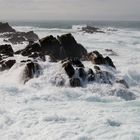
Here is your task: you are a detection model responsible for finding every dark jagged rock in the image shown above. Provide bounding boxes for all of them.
[28,52,46,61]
[78,67,86,80]
[22,61,42,83]
[57,33,87,59]
[21,43,41,56]
[0,44,14,57]
[88,51,106,65]
[39,35,62,59]
[82,26,104,34]
[0,44,16,71]
[16,42,45,61]
[61,58,84,68]
[62,62,75,78]
[87,68,95,81]
[62,59,96,86]
[87,51,116,68]
[0,22,39,44]
[0,22,16,33]
[70,58,85,68]
[60,58,116,87]
[104,56,116,68]
[18,33,87,61]
[70,77,81,87]
[0,59,16,71]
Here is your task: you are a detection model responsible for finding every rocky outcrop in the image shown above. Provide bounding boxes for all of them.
[87,51,116,68]
[0,22,16,33]
[82,26,104,34]
[2,31,39,44]
[0,22,39,44]
[61,58,114,87]
[17,33,87,61]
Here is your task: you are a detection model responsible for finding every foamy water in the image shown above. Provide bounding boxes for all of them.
[0,24,140,140]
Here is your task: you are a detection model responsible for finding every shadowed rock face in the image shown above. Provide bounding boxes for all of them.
[62,62,75,78]
[0,44,14,57]
[40,35,62,59]
[57,33,87,59]
[0,22,16,33]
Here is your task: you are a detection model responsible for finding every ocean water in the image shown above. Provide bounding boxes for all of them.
[0,21,140,140]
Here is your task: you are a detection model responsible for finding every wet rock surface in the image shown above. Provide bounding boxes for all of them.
[0,22,39,44]
[21,61,42,84]
[61,58,115,87]
[87,51,116,68]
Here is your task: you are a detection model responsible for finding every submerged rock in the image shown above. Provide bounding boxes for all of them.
[82,26,104,34]
[105,49,118,56]
[116,79,129,88]
[111,89,136,101]
[70,77,81,87]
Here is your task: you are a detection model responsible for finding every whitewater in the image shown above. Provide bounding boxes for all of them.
[0,24,140,140]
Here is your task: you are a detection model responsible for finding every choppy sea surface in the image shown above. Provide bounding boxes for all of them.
[0,21,140,140]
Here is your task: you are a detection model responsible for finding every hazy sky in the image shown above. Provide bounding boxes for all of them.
[0,0,140,21]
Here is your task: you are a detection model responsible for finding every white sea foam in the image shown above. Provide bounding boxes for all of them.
[0,25,140,140]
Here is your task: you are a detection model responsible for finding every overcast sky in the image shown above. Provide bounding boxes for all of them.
[0,0,140,21]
